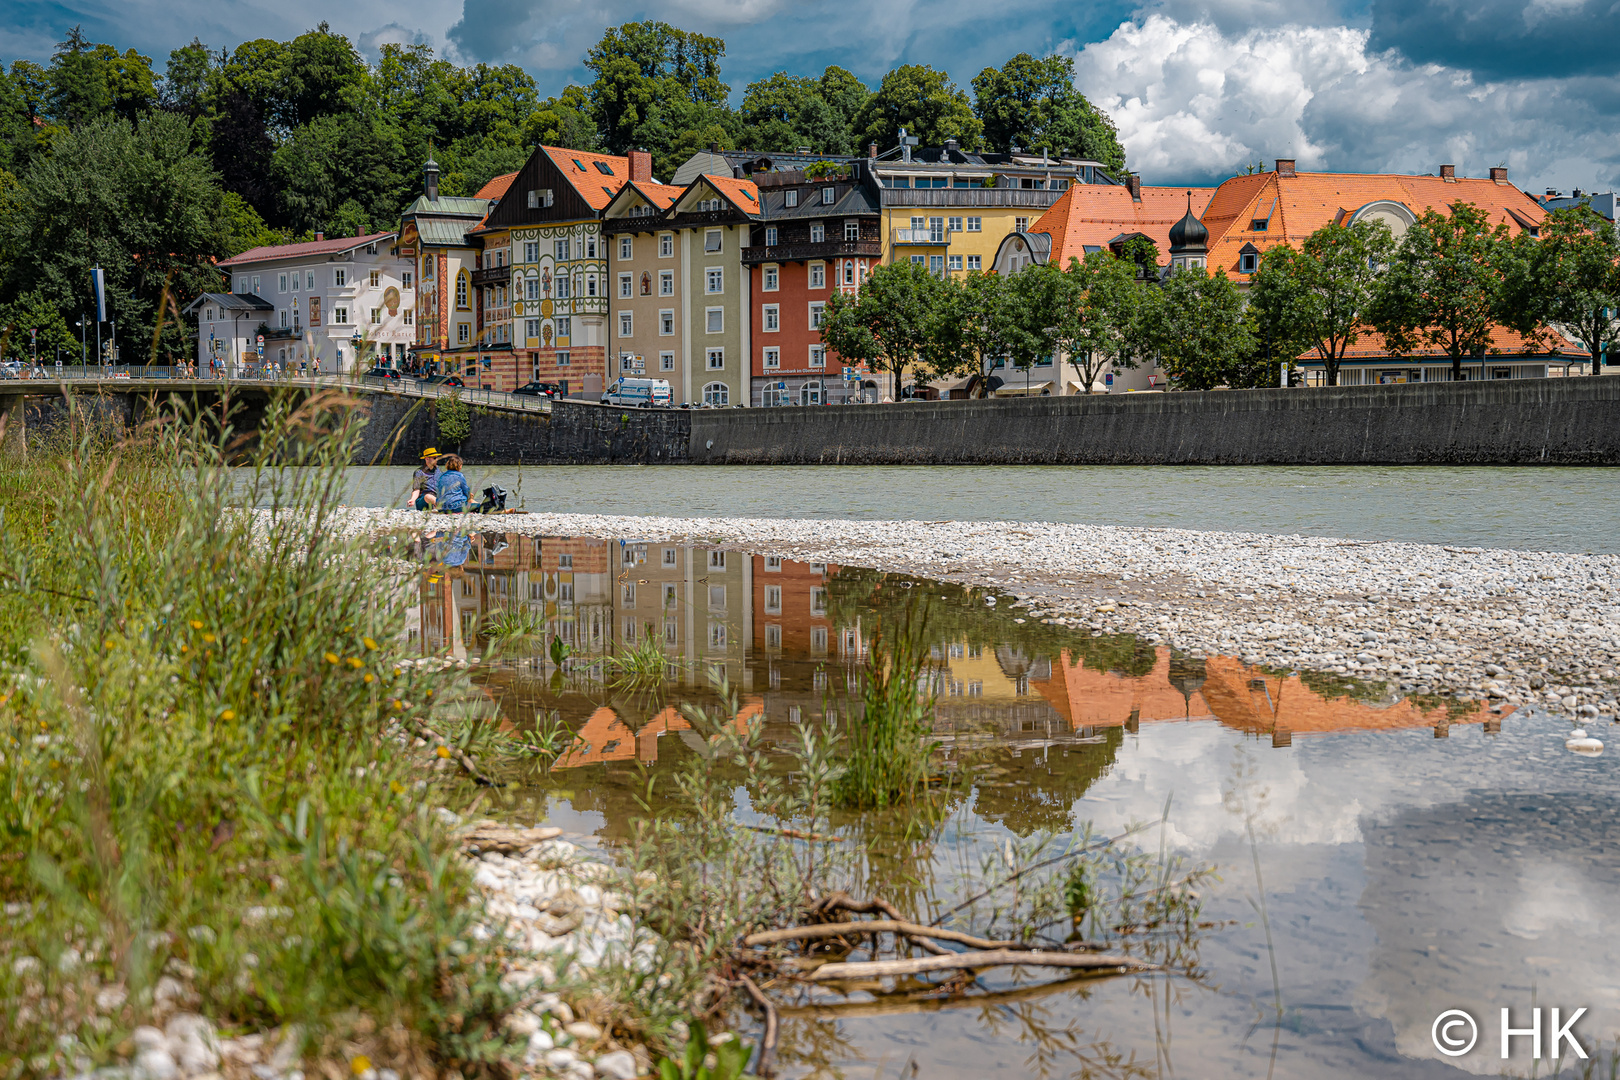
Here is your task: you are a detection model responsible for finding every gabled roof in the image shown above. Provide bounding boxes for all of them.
[602,180,684,218]
[540,146,632,210]
[758,180,879,220]
[682,174,762,217]
[670,149,851,186]
[399,194,489,219]
[218,232,396,268]
[182,292,274,314]
[1299,325,1588,362]
[1029,185,1215,267]
[475,171,519,201]
[1203,169,1547,278]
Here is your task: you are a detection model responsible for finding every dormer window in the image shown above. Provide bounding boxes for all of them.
[1238,244,1260,274]
[785,190,799,208]
[821,187,835,204]
[1250,219,1268,232]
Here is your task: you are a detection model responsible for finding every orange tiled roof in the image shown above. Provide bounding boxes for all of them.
[1204,169,1547,280]
[695,174,762,217]
[1032,185,1216,267]
[624,180,685,211]
[541,146,633,210]
[475,171,519,200]
[1300,324,1589,362]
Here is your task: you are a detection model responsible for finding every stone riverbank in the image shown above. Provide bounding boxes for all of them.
[328,509,1620,717]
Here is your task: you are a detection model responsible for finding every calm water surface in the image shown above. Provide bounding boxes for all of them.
[345,464,1618,551]
[407,533,1617,1078]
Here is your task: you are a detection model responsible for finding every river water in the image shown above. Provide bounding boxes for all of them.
[344,464,1617,552]
[408,532,1618,1078]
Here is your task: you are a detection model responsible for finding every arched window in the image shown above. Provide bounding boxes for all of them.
[455,271,469,309]
[703,381,730,406]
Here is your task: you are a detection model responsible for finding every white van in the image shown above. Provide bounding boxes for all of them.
[601,377,674,408]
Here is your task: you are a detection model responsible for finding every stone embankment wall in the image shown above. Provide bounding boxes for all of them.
[6,378,1618,465]
[686,379,1620,465]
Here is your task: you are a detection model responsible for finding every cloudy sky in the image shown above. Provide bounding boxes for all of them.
[4,0,1617,192]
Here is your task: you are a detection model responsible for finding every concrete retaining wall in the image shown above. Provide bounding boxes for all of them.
[686,379,1620,465]
[356,397,689,465]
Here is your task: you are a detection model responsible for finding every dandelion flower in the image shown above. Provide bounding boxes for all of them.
[363,637,378,651]
[221,709,237,721]
[189,620,203,630]
[435,746,451,759]
[202,633,217,644]
[346,657,363,669]
[363,673,375,683]
[350,1057,371,1076]
[324,652,340,665]
[389,780,404,794]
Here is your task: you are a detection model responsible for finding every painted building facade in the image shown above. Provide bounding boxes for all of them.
[600,181,686,391]
[397,157,489,375]
[669,175,760,407]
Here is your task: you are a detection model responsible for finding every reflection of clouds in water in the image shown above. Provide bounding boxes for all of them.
[1077,722,1365,863]
[1354,793,1620,1075]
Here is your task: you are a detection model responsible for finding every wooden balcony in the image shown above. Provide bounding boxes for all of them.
[742,239,883,265]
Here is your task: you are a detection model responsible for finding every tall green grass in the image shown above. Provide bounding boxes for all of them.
[0,391,520,1077]
[832,621,940,810]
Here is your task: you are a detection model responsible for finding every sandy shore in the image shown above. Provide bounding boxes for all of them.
[325,508,1620,718]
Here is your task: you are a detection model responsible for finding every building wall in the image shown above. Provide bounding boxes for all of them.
[881,202,1053,277]
[749,260,838,405]
[683,221,749,407]
[220,247,413,372]
[511,221,608,398]
[606,227,682,390]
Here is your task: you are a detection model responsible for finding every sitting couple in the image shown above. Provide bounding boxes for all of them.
[411,448,471,513]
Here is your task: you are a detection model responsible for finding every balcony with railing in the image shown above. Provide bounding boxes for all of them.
[741,239,883,265]
[470,264,510,288]
[891,228,948,245]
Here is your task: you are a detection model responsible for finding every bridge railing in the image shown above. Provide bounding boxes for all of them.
[0,366,552,415]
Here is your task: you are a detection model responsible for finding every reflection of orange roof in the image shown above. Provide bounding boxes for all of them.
[1203,169,1545,279]
[1034,647,1500,736]
[1032,185,1216,267]
[552,697,763,769]
[542,147,633,210]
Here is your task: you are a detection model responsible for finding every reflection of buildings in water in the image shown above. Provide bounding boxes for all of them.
[1034,647,1499,740]
[550,696,763,769]
[1355,792,1620,1074]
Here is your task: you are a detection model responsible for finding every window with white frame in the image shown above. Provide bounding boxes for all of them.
[809,302,825,329]
[279,309,289,328]
[929,255,943,274]
[556,350,570,365]
[659,309,674,335]
[334,268,347,287]
[706,308,723,333]
[948,255,963,271]
[369,269,380,287]
[618,273,632,298]
[371,307,382,323]
[704,230,722,253]
[659,270,674,295]
[252,275,261,293]
[554,239,571,260]
[278,273,288,293]
[524,242,538,262]
[334,306,350,324]
[845,221,860,241]
[966,255,982,271]
[660,351,674,371]
[706,268,723,293]
[809,345,825,368]
[402,270,413,288]
[763,265,778,291]
[765,226,778,246]
[784,190,799,207]
[555,275,571,298]
[810,263,825,289]
[765,585,782,613]
[763,347,779,369]
[556,316,571,335]
[456,322,468,343]
[810,222,825,243]
[405,310,414,326]
[585,236,596,258]
[843,261,855,285]
[821,187,835,204]
[526,319,538,339]
[619,312,633,337]
[763,304,779,331]
[966,216,982,232]
[619,236,632,260]
[1015,217,1029,231]
[586,275,596,296]
[706,348,724,370]
[949,216,963,232]
[703,381,729,405]
[659,234,673,257]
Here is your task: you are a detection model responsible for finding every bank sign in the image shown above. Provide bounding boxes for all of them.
[1433,1007,1590,1060]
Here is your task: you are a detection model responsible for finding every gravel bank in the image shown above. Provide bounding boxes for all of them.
[327,508,1620,718]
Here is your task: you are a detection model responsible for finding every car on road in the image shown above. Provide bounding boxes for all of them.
[512,381,563,398]
[418,374,465,387]
[364,366,402,379]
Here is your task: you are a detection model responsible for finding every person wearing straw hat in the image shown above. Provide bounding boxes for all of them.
[411,448,441,511]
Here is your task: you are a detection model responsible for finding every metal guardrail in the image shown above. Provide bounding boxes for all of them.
[0,365,553,415]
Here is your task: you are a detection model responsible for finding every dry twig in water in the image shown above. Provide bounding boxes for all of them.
[744,920,1016,951]
[808,949,1156,981]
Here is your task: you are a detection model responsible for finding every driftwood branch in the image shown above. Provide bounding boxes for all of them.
[744,920,1016,951]
[810,893,949,956]
[738,975,778,1079]
[808,949,1156,982]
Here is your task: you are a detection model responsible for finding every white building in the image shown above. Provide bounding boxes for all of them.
[199,232,414,373]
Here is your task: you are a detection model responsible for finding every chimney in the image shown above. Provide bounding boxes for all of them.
[315,231,324,241]
[868,143,878,159]
[945,138,958,155]
[423,154,440,201]
[1489,166,1508,183]
[708,141,720,153]
[733,166,745,179]
[628,148,652,183]
[1440,163,1456,181]
[1275,158,1296,177]
[1126,173,1141,202]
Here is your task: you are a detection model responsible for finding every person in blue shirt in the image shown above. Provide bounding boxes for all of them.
[435,454,471,513]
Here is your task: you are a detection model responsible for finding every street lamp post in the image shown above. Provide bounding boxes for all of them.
[77,317,86,365]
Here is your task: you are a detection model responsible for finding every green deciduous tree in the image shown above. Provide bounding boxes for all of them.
[49,27,111,127]
[585,21,731,170]
[1064,250,1151,391]
[853,65,981,153]
[1146,267,1253,389]
[277,24,365,129]
[971,54,1126,175]
[525,85,597,150]
[272,111,404,235]
[1499,204,1620,373]
[1370,202,1508,381]
[1248,218,1394,386]
[820,260,949,395]
[933,269,1013,393]
[0,289,76,360]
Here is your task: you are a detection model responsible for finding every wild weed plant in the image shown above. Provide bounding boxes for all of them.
[832,619,941,810]
[0,391,522,1077]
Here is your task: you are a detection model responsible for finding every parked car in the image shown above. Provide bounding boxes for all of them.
[512,381,562,398]
[601,377,673,408]
[364,366,402,379]
[419,374,465,388]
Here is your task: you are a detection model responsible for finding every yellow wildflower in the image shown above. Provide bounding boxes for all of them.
[190,620,203,630]
[435,746,451,759]
[363,637,378,651]
[389,780,404,795]
[350,1057,371,1076]
[202,633,217,644]
[363,673,375,684]
[324,652,340,665]
[221,709,237,721]
[346,657,363,669]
